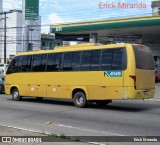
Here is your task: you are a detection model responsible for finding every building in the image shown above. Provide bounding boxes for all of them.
[0,0,41,64]
[0,0,3,63]
[0,0,2,12]
[0,10,41,63]
[41,33,55,50]
[152,0,160,15]
[0,10,23,63]
[41,33,63,50]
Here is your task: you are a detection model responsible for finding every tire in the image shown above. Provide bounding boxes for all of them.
[12,88,22,101]
[96,100,112,107]
[0,86,2,94]
[73,92,87,108]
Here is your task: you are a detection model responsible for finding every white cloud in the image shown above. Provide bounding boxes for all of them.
[39,0,48,10]
[40,13,64,33]
[41,12,82,33]
[47,13,64,24]
[41,26,50,33]
[3,0,22,11]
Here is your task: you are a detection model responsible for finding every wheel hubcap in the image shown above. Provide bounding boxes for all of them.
[13,92,18,99]
[77,96,84,105]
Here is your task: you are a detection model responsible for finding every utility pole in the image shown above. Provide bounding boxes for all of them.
[4,12,6,64]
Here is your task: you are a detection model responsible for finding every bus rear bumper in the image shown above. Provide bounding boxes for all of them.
[127,87,155,99]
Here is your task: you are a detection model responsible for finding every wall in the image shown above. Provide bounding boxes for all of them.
[142,34,160,56]
[0,0,3,63]
[6,12,23,60]
[142,34,160,80]
[0,0,2,12]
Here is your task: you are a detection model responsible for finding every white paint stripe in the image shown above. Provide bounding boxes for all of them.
[0,123,124,141]
[89,142,106,145]
[0,124,46,135]
[147,99,160,102]
[0,98,7,101]
[56,124,125,136]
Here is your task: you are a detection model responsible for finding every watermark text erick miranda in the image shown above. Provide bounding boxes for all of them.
[99,2,147,9]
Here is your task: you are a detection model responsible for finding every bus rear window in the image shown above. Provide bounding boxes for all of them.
[133,45,154,70]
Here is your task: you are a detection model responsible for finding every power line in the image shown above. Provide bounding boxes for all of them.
[0,10,154,26]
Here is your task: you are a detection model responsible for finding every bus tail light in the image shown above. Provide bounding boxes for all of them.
[129,75,136,89]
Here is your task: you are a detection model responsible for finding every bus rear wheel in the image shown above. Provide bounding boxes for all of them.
[73,92,87,108]
[12,88,22,101]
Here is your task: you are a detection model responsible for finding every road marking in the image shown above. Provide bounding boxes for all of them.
[0,98,7,101]
[1,123,125,136]
[56,124,125,136]
[147,99,160,102]
[0,124,46,134]
[0,123,125,139]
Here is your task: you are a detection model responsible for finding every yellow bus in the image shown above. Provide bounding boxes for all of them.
[5,43,155,107]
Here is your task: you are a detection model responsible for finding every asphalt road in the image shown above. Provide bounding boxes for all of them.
[0,94,160,135]
[0,92,160,144]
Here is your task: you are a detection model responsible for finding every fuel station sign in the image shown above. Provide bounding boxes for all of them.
[25,0,39,20]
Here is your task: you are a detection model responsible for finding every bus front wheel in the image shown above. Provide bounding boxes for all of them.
[73,92,87,108]
[12,88,22,101]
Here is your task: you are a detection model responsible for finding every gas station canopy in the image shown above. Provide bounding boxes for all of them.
[51,16,160,37]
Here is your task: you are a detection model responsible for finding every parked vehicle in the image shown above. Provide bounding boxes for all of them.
[0,77,4,93]
[0,64,8,77]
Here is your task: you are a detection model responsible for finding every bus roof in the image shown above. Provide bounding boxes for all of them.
[16,43,135,56]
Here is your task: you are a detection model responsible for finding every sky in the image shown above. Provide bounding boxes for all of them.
[2,0,153,33]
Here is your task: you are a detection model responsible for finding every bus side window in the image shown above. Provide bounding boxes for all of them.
[112,49,123,70]
[46,53,56,71]
[91,50,101,71]
[63,52,73,71]
[32,54,47,72]
[81,51,92,71]
[32,55,41,72]
[7,56,22,74]
[54,53,63,71]
[22,56,32,72]
[41,54,47,71]
[101,49,113,70]
[72,51,81,71]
